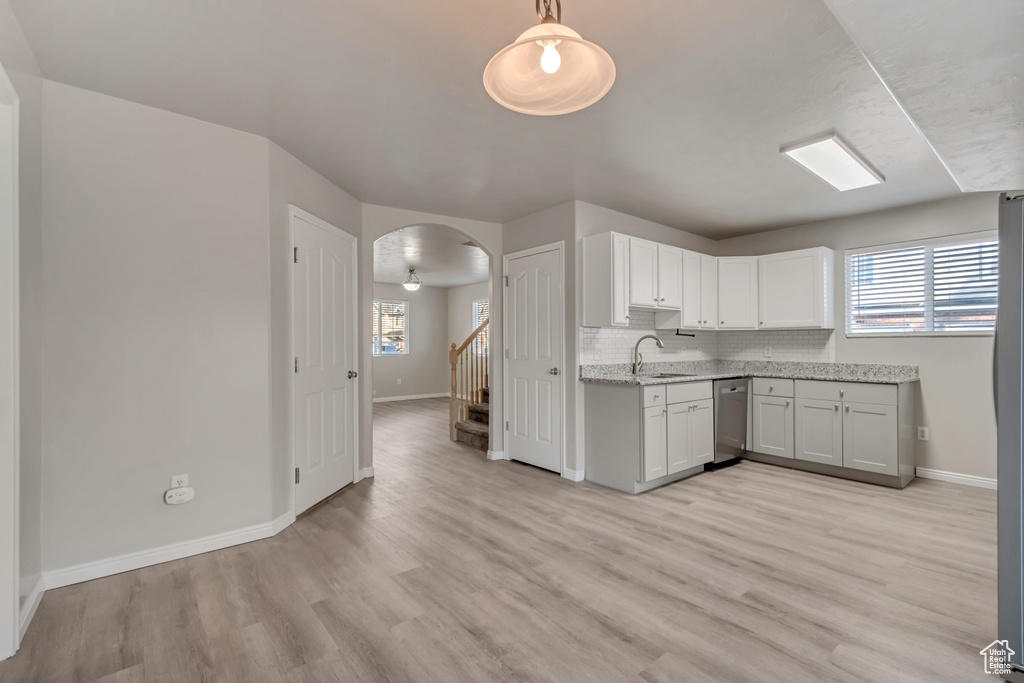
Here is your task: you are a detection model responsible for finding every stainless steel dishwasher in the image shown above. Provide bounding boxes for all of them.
[714,378,748,463]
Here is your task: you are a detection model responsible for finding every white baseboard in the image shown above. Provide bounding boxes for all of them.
[18,575,45,642]
[916,467,997,490]
[373,393,449,403]
[356,467,375,482]
[562,468,585,482]
[486,450,506,461]
[43,511,296,591]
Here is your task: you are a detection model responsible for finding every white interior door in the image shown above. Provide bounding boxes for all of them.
[292,208,358,515]
[506,247,563,473]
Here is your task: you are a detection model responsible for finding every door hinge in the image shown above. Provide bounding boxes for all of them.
[505,349,509,359]
[295,467,300,484]
[504,275,508,287]
[293,247,298,263]
[505,420,510,431]
[294,357,299,373]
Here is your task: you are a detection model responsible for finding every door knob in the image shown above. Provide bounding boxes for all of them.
[348,370,358,379]
[549,368,560,376]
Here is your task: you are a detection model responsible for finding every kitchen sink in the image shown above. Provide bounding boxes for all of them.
[649,373,699,378]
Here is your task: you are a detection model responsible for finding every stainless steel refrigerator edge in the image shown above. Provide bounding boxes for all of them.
[997,192,1024,681]
[714,378,748,463]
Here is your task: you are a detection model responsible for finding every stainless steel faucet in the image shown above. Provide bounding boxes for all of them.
[632,334,664,376]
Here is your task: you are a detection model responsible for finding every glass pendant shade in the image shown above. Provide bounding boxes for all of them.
[483,22,615,116]
[402,269,421,291]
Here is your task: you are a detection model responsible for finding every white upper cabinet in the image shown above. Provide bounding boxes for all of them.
[657,245,683,310]
[629,238,659,308]
[582,232,631,327]
[700,254,718,330]
[758,247,835,329]
[717,257,759,329]
[680,250,701,328]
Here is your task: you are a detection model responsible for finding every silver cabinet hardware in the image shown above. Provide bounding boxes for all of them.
[834,403,839,410]
[785,400,790,406]
[845,404,850,412]
[839,389,845,397]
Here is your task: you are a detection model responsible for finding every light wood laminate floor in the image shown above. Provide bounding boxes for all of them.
[1,398,997,682]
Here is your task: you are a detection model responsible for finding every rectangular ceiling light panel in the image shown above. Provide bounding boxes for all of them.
[781,133,884,191]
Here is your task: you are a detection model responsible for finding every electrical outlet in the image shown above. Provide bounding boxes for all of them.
[917,427,930,441]
[764,346,772,358]
[396,378,402,385]
[170,474,188,489]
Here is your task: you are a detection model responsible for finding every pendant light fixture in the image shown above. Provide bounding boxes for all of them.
[402,268,421,292]
[483,0,615,116]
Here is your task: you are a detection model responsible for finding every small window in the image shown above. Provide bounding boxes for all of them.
[472,299,490,354]
[846,233,998,336]
[373,299,408,355]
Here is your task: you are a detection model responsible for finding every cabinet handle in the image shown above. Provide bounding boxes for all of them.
[834,403,839,410]
[785,400,790,406]
[720,321,725,325]
[660,298,665,302]
[653,394,660,399]
[769,385,774,391]
[760,321,764,325]
[839,390,845,397]
[845,404,850,412]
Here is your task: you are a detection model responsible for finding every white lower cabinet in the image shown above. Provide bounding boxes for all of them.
[795,398,843,465]
[752,395,794,458]
[643,405,668,481]
[842,402,898,475]
[667,398,714,475]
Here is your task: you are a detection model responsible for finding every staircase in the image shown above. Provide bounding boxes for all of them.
[450,316,490,451]
[454,386,489,450]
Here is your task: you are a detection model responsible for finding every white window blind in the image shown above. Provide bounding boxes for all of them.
[372,299,408,355]
[846,233,998,335]
[472,299,490,354]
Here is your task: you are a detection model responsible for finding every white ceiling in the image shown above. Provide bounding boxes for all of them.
[373,224,488,288]
[9,0,1019,237]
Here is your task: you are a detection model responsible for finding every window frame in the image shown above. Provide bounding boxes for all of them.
[844,230,998,338]
[471,298,490,355]
[372,298,410,356]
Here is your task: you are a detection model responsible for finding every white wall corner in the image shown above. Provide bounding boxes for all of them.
[42,511,296,592]
[356,467,375,482]
[915,468,997,490]
[18,575,45,643]
[486,450,506,461]
[562,468,585,482]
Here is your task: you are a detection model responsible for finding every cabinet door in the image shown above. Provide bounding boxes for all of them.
[611,233,631,326]
[718,257,758,329]
[690,399,715,466]
[759,249,821,328]
[753,395,794,458]
[629,238,659,308]
[666,403,692,474]
[680,250,701,328]
[842,402,898,475]
[700,254,718,329]
[643,405,668,481]
[795,398,842,465]
[657,245,682,310]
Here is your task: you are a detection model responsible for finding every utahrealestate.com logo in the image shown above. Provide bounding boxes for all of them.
[980,640,1016,676]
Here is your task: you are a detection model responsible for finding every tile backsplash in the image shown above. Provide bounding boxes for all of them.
[579,308,835,365]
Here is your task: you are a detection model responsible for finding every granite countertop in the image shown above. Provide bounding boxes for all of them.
[580,360,919,386]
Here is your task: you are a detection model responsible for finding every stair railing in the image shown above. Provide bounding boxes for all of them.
[450,317,490,441]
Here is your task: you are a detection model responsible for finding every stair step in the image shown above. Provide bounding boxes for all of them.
[467,403,489,424]
[454,420,488,450]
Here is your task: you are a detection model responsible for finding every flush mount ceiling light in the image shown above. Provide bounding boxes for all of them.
[781,133,885,191]
[483,0,616,116]
[402,268,421,292]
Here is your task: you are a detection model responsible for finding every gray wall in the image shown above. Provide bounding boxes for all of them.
[0,0,43,608]
[447,281,489,348]
[267,142,362,521]
[716,193,999,480]
[371,283,449,400]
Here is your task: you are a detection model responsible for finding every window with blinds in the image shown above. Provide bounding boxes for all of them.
[472,299,490,354]
[846,233,998,335]
[372,299,408,355]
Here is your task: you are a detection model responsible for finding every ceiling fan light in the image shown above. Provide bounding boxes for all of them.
[483,10,615,116]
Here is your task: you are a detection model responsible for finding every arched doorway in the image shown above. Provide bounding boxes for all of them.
[369,223,499,472]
